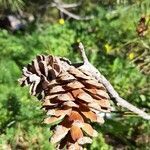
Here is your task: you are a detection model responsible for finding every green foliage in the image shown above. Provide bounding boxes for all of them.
[0,0,24,11]
[90,133,112,150]
[0,0,150,149]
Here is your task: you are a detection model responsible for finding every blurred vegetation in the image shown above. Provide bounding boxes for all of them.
[0,0,150,149]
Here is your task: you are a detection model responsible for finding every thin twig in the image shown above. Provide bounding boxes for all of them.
[55,5,93,20]
[39,1,81,9]
[57,2,82,8]
[39,0,93,20]
[53,0,82,8]
[53,0,93,20]
[77,42,150,120]
[78,42,89,63]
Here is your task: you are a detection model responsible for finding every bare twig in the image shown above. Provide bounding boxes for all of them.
[53,0,82,8]
[77,42,150,120]
[53,0,93,20]
[78,42,89,63]
[39,1,81,9]
[55,5,93,20]
[39,0,93,20]
[56,1,82,8]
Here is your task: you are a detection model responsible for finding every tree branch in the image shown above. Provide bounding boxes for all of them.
[39,0,93,20]
[56,1,82,8]
[53,0,94,20]
[53,0,82,8]
[39,1,82,9]
[55,5,93,20]
[77,42,150,120]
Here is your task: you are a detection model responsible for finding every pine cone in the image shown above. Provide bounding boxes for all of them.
[19,55,111,150]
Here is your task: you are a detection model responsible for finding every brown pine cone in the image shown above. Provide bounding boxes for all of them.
[19,55,111,150]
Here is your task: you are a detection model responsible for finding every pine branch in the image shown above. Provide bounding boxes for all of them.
[77,42,150,120]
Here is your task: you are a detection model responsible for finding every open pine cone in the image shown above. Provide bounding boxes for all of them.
[19,55,111,150]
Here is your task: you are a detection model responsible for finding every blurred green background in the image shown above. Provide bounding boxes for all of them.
[0,0,150,149]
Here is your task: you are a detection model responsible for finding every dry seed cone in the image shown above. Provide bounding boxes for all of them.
[19,55,111,150]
